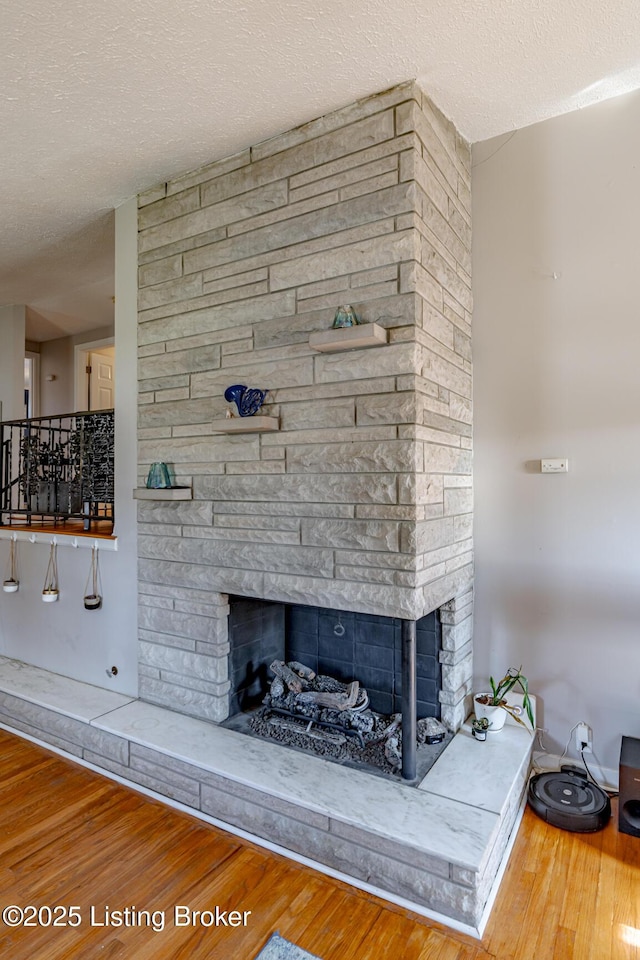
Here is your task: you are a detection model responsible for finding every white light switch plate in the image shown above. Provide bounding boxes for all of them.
[541,458,569,473]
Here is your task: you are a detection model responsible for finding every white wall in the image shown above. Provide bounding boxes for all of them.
[39,324,114,416]
[472,90,640,772]
[0,203,138,696]
[0,305,26,421]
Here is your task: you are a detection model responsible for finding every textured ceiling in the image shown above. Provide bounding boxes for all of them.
[2,0,640,338]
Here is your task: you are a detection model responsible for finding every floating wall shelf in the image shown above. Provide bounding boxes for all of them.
[309,322,387,353]
[211,417,279,433]
[133,487,193,501]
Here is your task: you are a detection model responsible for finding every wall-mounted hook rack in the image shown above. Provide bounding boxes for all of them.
[0,529,118,551]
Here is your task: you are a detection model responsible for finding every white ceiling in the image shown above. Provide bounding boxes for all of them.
[3,0,640,340]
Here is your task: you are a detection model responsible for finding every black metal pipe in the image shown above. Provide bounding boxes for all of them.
[401,618,417,781]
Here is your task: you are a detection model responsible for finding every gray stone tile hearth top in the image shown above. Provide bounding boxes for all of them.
[91,697,499,872]
[418,720,533,816]
[0,656,135,722]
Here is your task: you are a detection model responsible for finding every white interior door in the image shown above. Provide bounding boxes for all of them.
[89,347,115,410]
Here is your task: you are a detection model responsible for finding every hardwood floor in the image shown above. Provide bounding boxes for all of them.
[0,728,637,959]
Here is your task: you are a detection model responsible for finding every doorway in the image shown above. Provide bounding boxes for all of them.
[74,338,115,411]
[24,351,40,418]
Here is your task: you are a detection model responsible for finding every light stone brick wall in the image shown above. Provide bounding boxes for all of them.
[439,588,474,729]
[137,81,473,725]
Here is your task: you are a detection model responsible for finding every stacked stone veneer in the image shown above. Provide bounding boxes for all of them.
[136,81,473,730]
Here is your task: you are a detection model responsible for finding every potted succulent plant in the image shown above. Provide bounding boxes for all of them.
[471,716,490,741]
[474,666,534,733]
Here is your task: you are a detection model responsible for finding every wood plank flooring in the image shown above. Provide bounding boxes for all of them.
[0,728,637,959]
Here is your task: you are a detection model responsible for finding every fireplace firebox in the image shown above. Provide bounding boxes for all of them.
[226,596,445,779]
[228,597,441,719]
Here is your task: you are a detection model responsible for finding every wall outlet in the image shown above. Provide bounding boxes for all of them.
[575,722,592,753]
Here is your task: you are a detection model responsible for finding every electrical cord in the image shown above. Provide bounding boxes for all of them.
[579,746,600,785]
[536,727,547,752]
[531,752,558,775]
[530,728,558,775]
[531,724,579,776]
[580,747,619,798]
[559,722,581,763]
[535,723,618,797]
[579,744,618,797]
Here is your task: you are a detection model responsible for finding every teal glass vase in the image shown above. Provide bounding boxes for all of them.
[332,304,360,328]
[146,462,171,489]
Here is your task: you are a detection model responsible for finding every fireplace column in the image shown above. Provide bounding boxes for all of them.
[401,618,417,781]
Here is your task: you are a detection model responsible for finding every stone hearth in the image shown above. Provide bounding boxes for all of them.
[0,657,532,936]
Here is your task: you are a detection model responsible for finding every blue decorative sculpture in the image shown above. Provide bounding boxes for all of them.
[224,384,269,417]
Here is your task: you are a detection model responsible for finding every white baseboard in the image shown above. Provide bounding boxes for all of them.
[531,750,618,792]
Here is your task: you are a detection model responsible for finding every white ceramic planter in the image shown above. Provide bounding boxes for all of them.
[474,694,508,732]
[2,579,19,593]
[42,589,59,603]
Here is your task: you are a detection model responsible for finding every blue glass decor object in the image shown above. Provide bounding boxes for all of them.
[224,384,269,417]
[146,462,172,489]
[332,304,360,328]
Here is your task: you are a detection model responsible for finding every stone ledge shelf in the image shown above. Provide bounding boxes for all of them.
[133,487,193,500]
[0,655,533,938]
[211,416,279,433]
[309,322,387,352]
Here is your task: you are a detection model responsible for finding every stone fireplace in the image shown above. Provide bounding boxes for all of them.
[129,79,500,926]
[136,79,474,744]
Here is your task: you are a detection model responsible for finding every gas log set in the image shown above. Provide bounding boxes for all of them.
[250,660,447,777]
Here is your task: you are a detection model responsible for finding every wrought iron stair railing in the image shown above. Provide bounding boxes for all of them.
[0,409,114,531]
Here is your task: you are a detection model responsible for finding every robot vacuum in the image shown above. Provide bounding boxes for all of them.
[528,765,611,833]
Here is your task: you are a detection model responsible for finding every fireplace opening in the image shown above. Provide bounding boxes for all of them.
[228,597,442,718]
[224,596,451,781]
